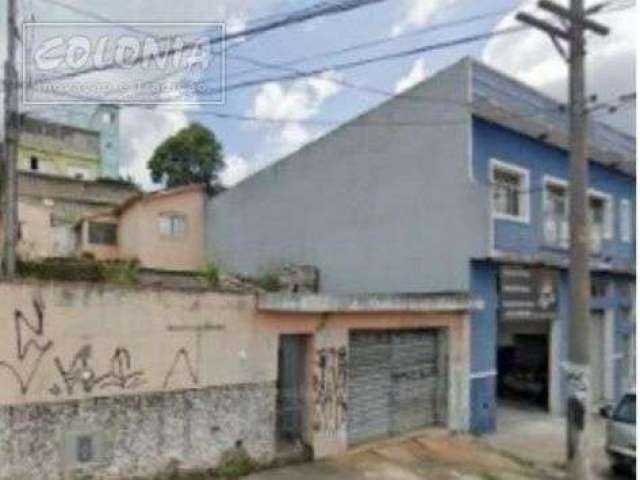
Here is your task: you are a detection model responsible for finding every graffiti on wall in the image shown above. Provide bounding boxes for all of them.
[312,347,347,433]
[0,298,54,394]
[1,295,205,400]
[162,348,199,388]
[51,345,147,396]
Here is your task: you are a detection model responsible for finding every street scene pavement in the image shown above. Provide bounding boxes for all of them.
[487,404,629,479]
[247,405,629,480]
[249,431,547,480]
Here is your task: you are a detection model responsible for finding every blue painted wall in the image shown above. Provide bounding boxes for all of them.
[472,117,635,269]
[469,260,498,434]
[469,118,635,434]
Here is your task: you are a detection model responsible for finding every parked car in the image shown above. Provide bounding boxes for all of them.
[601,391,636,474]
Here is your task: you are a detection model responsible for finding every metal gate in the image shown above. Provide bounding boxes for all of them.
[277,335,308,443]
[347,329,447,445]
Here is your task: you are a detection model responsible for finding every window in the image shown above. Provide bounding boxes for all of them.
[88,222,117,245]
[612,394,636,425]
[591,276,609,298]
[544,180,569,248]
[587,191,613,254]
[619,281,634,299]
[30,156,39,171]
[491,160,529,222]
[159,213,187,239]
[102,112,116,124]
[620,308,635,390]
[620,199,632,242]
[589,196,605,253]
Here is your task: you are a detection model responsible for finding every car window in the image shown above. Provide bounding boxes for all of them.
[613,394,636,425]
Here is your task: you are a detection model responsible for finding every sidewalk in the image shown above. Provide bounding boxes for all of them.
[485,403,622,479]
[248,430,549,480]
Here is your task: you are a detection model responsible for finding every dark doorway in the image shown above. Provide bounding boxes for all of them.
[276,335,308,445]
[498,333,549,410]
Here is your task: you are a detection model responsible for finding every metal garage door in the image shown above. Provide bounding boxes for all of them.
[347,329,447,445]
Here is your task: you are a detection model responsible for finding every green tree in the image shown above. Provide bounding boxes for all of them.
[148,123,225,188]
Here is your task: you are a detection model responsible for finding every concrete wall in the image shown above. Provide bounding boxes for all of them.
[0,282,277,479]
[2,199,95,261]
[0,283,276,407]
[0,282,472,478]
[208,59,489,294]
[119,188,207,271]
[18,172,139,210]
[0,384,275,480]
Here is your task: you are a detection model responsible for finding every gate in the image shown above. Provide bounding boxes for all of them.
[277,335,308,443]
[348,329,447,445]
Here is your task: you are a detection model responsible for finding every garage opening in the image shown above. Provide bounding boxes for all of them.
[497,266,557,414]
[347,329,448,446]
[497,325,550,410]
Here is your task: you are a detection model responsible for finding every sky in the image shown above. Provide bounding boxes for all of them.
[1,0,636,190]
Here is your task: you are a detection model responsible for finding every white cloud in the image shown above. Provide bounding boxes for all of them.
[250,70,343,156]
[392,0,459,36]
[482,1,636,134]
[220,154,251,186]
[395,58,428,93]
[119,107,189,190]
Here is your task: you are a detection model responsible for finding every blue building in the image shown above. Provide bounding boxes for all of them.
[207,58,635,436]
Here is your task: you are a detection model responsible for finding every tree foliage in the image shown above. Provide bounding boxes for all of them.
[148,123,225,188]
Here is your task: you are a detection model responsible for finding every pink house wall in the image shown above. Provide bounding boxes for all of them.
[118,188,207,271]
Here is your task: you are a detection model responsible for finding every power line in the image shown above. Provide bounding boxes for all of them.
[20,0,631,110]
[23,1,525,109]
[29,0,390,85]
[21,1,632,136]
[226,6,518,81]
[207,26,527,97]
[26,25,533,112]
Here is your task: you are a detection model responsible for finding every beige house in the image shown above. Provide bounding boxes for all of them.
[0,172,139,260]
[78,184,208,271]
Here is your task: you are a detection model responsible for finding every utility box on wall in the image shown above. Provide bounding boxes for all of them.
[62,429,111,474]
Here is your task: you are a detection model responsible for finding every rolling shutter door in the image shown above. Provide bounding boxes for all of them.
[347,331,392,444]
[348,329,446,445]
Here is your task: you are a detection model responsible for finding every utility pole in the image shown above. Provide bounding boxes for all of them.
[517,2,609,479]
[2,0,19,277]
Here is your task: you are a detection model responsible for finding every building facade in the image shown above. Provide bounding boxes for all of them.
[0,282,473,479]
[29,104,121,178]
[0,172,138,260]
[18,116,102,180]
[78,184,209,272]
[207,59,635,435]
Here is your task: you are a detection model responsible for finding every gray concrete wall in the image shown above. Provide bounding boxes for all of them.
[208,59,489,293]
[0,383,276,480]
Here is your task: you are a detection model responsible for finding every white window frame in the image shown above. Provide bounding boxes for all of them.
[158,212,188,240]
[588,189,613,240]
[542,176,569,248]
[620,198,632,243]
[490,159,530,223]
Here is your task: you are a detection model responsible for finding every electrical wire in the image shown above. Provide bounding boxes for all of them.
[29,0,390,85]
